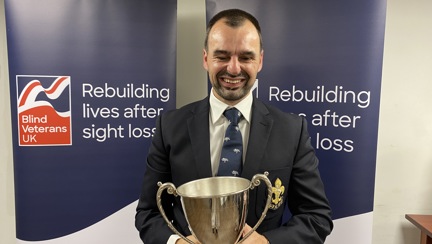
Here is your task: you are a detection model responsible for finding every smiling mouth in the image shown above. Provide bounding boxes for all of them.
[223,78,242,84]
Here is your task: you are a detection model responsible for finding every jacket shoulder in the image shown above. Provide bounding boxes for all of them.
[162,97,209,118]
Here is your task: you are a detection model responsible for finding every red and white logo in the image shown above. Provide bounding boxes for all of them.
[16,75,72,146]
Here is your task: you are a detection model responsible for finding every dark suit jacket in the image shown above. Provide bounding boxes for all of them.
[135,97,333,244]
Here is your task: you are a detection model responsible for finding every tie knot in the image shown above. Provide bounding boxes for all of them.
[224,108,242,125]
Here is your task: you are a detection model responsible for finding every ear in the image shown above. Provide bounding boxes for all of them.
[257,50,264,72]
[203,48,209,70]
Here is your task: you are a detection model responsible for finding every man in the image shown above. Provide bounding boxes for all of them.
[135,9,333,244]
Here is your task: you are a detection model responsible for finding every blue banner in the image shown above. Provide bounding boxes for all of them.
[6,0,177,242]
[206,0,386,242]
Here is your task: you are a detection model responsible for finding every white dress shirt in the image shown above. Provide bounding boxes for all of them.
[209,89,252,176]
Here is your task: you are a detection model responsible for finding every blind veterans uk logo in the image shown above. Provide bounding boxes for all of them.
[16,75,72,146]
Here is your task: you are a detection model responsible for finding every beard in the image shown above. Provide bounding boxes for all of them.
[211,70,253,102]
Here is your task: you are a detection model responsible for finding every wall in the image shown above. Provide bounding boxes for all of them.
[176,0,207,107]
[0,0,15,243]
[1,0,431,243]
[373,0,432,243]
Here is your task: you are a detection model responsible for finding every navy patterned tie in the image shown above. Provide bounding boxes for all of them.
[217,108,243,176]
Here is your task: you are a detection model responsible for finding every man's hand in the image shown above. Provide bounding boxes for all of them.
[175,235,200,244]
[241,224,269,244]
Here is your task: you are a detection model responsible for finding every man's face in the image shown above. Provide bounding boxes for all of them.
[203,19,263,105]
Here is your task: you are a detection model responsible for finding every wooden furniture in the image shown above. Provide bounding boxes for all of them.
[406,214,432,244]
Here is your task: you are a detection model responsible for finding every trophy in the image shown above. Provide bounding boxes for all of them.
[156,172,272,244]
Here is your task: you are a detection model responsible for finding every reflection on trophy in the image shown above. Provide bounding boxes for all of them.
[156,172,272,244]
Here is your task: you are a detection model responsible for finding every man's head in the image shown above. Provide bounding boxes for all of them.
[203,9,264,105]
[204,9,263,52]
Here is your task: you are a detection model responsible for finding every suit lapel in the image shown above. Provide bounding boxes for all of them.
[242,99,273,179]
[186,97,273,179]
[187,98,213,179]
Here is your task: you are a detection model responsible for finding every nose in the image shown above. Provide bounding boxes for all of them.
[227,57,241,76]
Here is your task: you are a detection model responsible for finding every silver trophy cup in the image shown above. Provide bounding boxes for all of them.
[156,172,272,244]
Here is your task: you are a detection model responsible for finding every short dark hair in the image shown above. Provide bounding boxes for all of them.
[204,9,263,51]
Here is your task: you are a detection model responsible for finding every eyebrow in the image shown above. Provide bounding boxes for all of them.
[213,49,256,57]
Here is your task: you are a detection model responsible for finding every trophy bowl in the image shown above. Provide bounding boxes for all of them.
[157,172,272,244]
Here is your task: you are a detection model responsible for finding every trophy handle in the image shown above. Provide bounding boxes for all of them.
[156,182,195,244]
[238,172,272,243]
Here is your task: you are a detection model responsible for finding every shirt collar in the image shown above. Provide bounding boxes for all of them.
[209,88,253,124]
